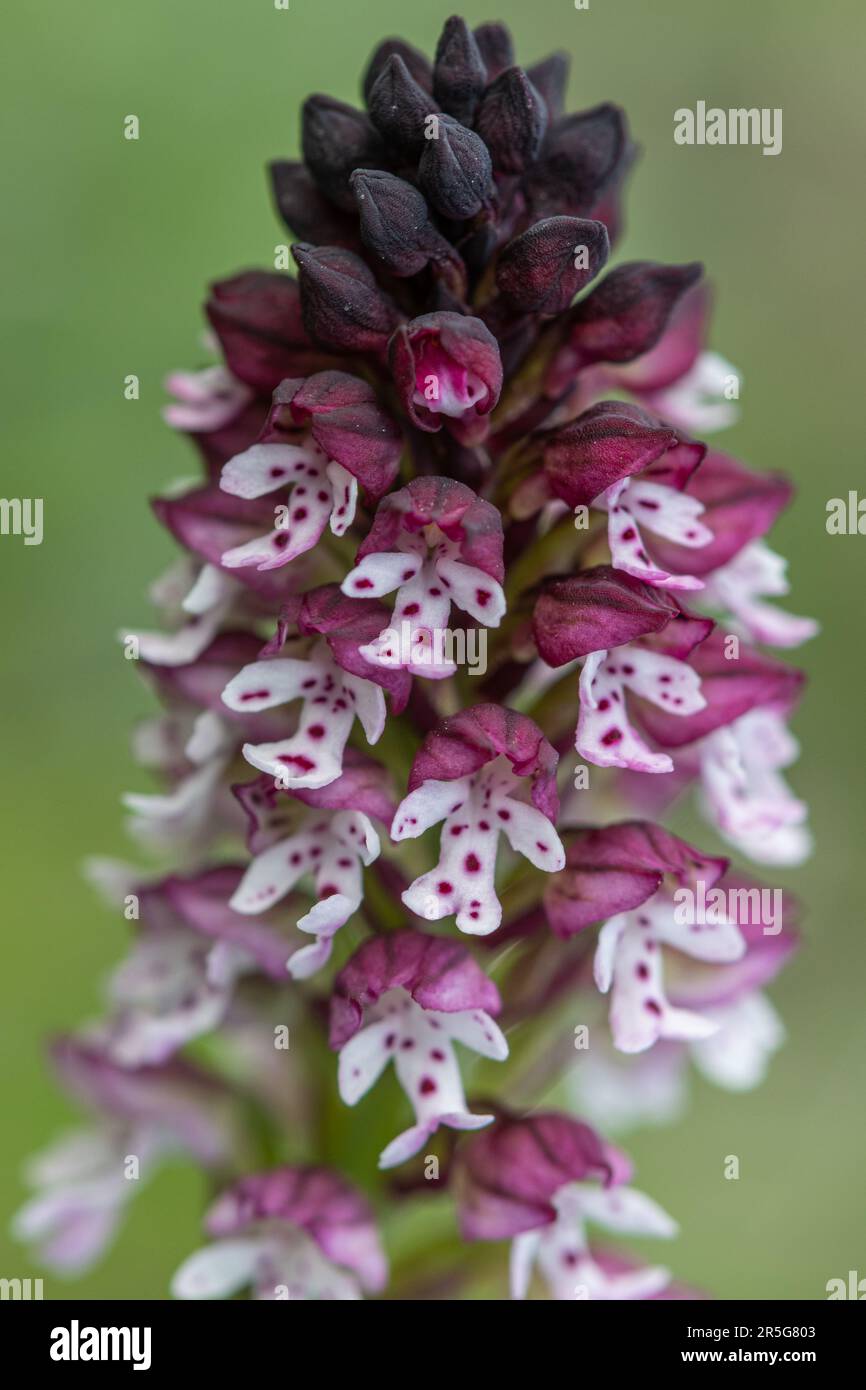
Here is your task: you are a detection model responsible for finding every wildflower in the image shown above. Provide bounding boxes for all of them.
[534,567,712,773]
[393,705,564,934]
[330,929,507,1167]
[571,883,799,1126]
[341,477,506,677]
[24,14,815,1301]
[545,821,752,1052]
[232,757,394,977]
[544,400,711,590]
[92,865,302,1062]
[173,1167,387,1300]
[389,313,502,442]
[222,639,385,789]
[697,707,812,865]
[14,1039,233,1273]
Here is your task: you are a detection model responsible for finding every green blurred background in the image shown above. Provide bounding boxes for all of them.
[1,0,863,1299]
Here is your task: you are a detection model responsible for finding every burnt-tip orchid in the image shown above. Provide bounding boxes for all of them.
[173,1167,387,1301]
[534,568,713,774]
[697,707,812,866]
[341,476,506,678]
[543,400,712,591]
[14,1039,234,1274]
[456,1112,679,1300]
[218,373,402,572]
[222,639,385,789]
[571,885,799,1129]
[20,14,816,1301]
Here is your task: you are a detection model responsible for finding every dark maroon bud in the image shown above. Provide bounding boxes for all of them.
[284,371,403,501]
[483,310,538,379]
[368,54,435,156]
[433,16,487,126]
[525,51,570,121]
[292,244,400,355]
[205,271,320,393]
[418,115,493,220]
[472,22,515,79]
[566,261,704,367]
[350,169,455,279]
[526,104,627,217]
[268,161,361,249]
[430,275,470,315]
[301,95,385,211]
[496,216,610,314]
[475,67,547,174]
[362,37,432,103]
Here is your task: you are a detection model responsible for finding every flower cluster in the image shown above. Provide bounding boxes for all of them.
[18,16,815,1300]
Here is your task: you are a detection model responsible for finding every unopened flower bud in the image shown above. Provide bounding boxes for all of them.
[205,271,319,393]
[526,103,627,217]
[418,115,493,220]
[565,261,705,368]
[292,244,400,355]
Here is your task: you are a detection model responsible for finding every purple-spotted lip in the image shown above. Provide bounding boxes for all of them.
[636,629,805,749]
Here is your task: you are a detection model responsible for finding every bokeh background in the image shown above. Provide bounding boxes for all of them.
[1,0,863,1300]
